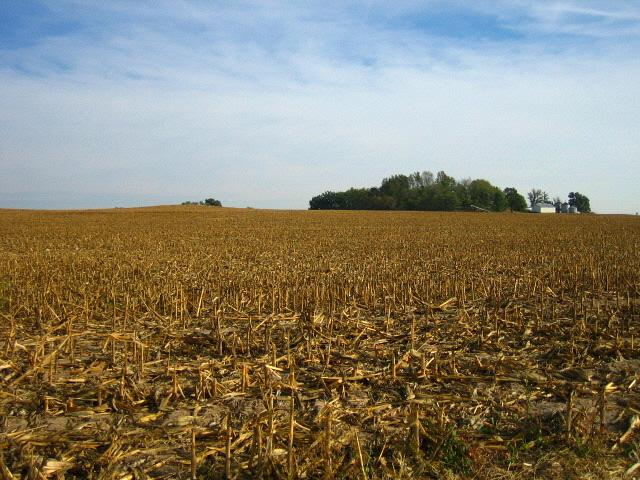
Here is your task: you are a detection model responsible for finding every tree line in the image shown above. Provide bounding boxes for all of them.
[181,198,222,207]
[309,171,590,212]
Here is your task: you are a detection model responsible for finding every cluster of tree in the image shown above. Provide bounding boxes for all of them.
[568,192,591,213]
[527,188,551,207]
[527,189,591,213]
[309,171,529,212]
[181,198,222,207]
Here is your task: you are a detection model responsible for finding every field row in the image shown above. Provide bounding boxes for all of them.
[1,207,639,479]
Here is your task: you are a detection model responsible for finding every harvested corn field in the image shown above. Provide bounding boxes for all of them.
[1,206,639,479]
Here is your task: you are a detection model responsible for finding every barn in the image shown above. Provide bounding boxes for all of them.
[532,203,556,213]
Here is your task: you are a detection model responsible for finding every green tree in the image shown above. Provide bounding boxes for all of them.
[309,171,513,212]
[431,184,460,210]
[464,179,507,211]
[203,198,222,207]
[468,179,495,210]
[309,191,339,209]
[436,170,456,189]
[455,179,472,210]
[380,175,411,209]
[568,192,591,213]
[492,189,508,211]
[503,188,528,212]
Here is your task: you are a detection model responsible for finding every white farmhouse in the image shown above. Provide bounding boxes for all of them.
[532,203,556,213]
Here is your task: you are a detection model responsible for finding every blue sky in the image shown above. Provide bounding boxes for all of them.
[1,1,639,212]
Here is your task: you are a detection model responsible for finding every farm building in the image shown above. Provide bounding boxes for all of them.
[532,203,556,213]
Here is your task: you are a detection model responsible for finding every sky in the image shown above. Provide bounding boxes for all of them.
[0,1,639,213]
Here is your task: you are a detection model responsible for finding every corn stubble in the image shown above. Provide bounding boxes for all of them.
[0,206,639,479]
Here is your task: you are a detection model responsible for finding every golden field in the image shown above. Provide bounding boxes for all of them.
[0,206,639,479]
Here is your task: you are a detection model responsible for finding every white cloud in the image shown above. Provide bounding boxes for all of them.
[0,1,639,212]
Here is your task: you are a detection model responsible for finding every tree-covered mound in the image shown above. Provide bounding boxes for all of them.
[309,171,527,212]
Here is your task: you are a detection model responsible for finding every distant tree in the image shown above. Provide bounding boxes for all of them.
[309,191,340,210]
[527,189,549,208]
[436,170,456,188]
[408,170,435,190]
[468,179,493,210]
[203,198,222,207]
[421,171,435,187]
[568,192,591,213]
[527,189,541,207]
[552,196,563,213]
[430,184,460,211]
[492,189,508,212]
[455,178,472,209]
[308,172,557,213]
[380,175,411,208]
[369,194,396,210]
[503,187,527,212]
[182,198,222,206]
[464,179,507,211]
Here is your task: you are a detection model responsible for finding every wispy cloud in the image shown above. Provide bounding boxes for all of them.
[1,1,639,212]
